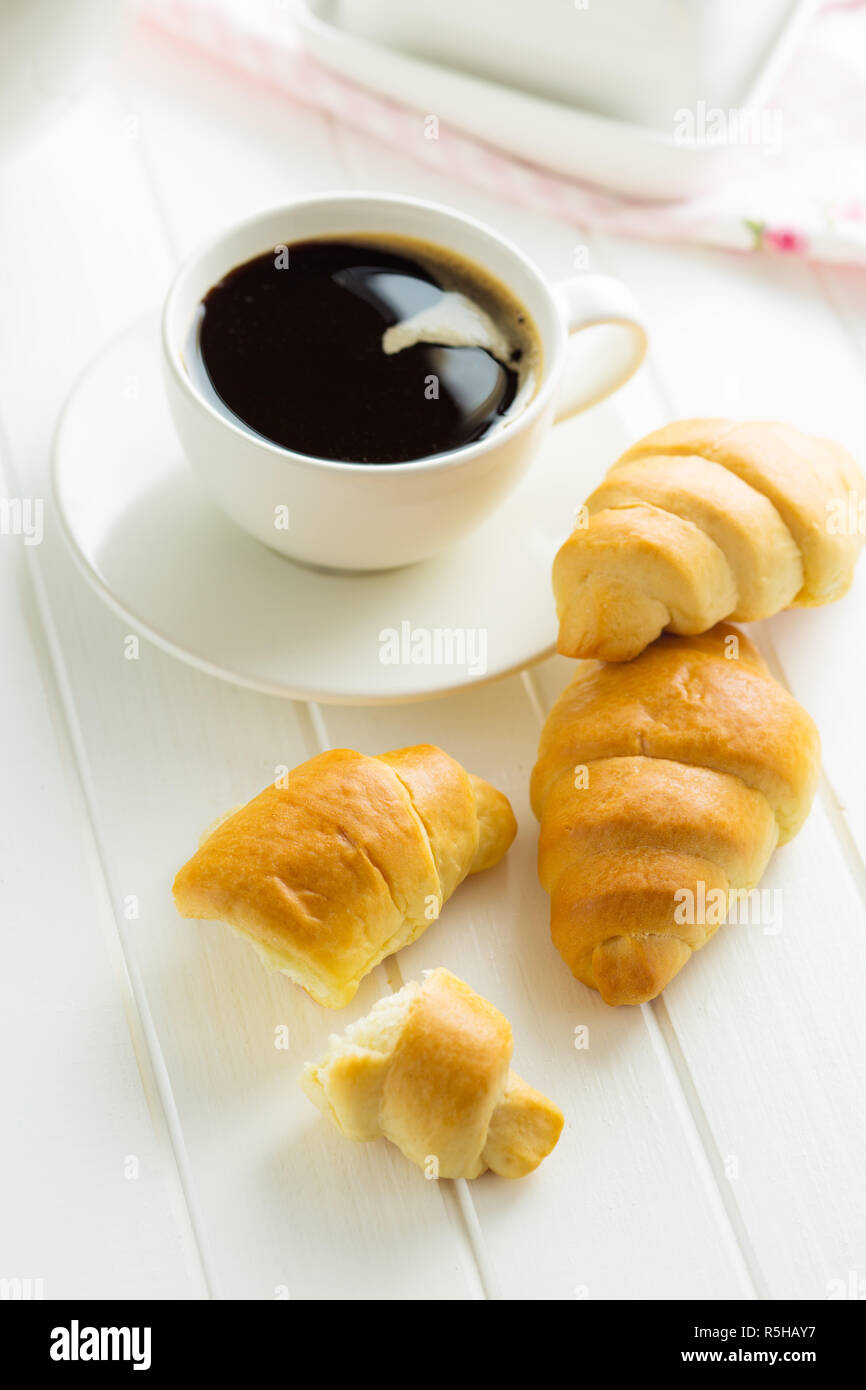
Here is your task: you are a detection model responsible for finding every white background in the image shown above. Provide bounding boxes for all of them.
[2,20,866,1301]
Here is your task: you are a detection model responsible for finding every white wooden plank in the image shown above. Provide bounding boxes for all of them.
[0,444,202,1299]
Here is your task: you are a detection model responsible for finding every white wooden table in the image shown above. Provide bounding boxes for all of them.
[3,24,866,1302]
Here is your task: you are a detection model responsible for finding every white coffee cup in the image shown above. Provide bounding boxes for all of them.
[162,192,647,571]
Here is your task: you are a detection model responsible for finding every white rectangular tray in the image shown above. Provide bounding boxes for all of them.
[296,0,819,201]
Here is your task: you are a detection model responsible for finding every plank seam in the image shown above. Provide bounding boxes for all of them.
[645,999,764,1299]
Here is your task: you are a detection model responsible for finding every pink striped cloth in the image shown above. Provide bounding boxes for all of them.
[140,0,866,266]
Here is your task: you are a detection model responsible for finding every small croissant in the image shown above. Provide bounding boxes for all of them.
[531,625,820,1005]
[173,744,516,1007]
[554,418,866,661]
[302,968,563,1179]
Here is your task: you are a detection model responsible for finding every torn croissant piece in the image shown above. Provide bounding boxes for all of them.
[173,745,517,1008]
[554,418,866,661]
[531,625,821,1005]
[302,968,564,1179]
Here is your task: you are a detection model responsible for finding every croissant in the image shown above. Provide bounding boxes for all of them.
[554,418,865,661]
[531,625,820,1005]
[302,968,563,1178]
[173,745,517,1008]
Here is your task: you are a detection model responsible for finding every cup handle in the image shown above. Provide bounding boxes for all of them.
[552,274,648,424]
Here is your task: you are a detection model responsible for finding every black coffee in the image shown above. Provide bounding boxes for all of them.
[190,236,539,464]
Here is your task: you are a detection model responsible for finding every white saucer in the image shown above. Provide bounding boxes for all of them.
[52,315,629,703]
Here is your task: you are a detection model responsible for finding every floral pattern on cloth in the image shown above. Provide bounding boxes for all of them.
[140,0,866,267]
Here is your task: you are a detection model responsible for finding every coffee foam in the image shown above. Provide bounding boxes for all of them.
[382,291,515,365]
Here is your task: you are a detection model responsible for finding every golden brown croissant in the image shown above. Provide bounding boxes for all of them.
[173,745,516,1008]
[302,968,563,1178]
[554,418,866,661]
[531,625,820,1005]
